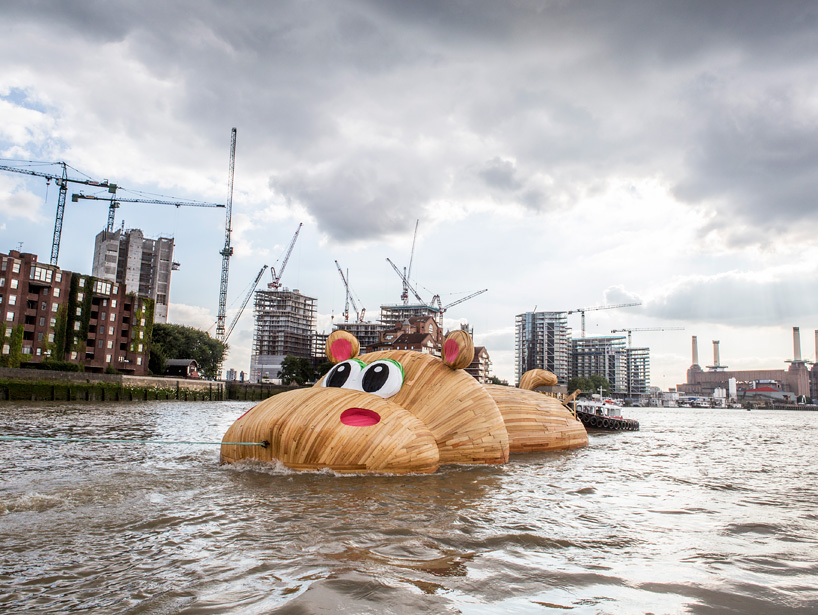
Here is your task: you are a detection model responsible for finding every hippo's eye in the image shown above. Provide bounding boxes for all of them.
[360,360,404,398]
[322,359,364,389]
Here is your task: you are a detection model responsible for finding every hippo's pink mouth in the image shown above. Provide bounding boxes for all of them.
[340,408,381,426]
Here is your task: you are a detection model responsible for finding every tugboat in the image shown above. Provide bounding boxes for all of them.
[574,396,640,431]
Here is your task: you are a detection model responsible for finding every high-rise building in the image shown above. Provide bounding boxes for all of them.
[0,250,151,374]
[514,311,571,386]
[250,288,316,383]
[571,335,628,395]
[92,228,175,323]
[625,346,651,398]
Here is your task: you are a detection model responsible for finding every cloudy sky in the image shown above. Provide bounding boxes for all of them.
[2,0,817,389]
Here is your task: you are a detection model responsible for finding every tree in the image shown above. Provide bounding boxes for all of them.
[488,375,509,386]
[314,361,334,379]
[150,323,227,379]
[568,375,611,395]
[278,355,314,386]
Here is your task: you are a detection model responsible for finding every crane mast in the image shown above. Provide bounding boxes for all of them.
[335,260,365,322]
[216,128,237,343]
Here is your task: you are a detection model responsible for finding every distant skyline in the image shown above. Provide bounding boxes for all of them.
[2,1,817,388]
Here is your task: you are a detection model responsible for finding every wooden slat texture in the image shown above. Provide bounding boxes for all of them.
[485,384,588,453]
[519,369,558,390]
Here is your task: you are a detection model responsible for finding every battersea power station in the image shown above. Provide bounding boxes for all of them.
[677,328,817,402]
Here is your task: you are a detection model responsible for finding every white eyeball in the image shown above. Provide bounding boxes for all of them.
[359,360,404,398]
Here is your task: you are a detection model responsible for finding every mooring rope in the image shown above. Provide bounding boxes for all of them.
[0,435,268,447]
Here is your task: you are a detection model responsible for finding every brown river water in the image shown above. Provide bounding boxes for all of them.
[1,401,817,614]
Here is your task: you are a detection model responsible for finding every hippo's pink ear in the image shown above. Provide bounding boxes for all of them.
[326,330,360,364]
[441,329,474,370]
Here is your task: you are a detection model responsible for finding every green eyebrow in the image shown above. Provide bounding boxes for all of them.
[351,359,366,369]
[381,359,404,380]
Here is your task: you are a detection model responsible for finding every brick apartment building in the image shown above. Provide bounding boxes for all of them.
[0,250,152,374]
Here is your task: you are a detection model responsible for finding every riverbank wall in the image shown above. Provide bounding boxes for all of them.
[0,368,292,402]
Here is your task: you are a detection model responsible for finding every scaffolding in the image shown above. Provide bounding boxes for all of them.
[251,289,316,359]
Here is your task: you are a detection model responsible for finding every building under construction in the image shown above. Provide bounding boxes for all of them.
[249,288,316,383]
[678,329,812,399]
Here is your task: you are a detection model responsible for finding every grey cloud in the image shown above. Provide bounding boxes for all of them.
[645,272,818,326]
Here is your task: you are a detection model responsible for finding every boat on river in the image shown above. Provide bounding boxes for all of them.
[574,397,640,431]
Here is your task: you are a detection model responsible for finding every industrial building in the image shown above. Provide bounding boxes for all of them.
[678,330,812,400]
[0,250,151,374]
[92,228,175,323]
[514,311,571,386]
[249,288,316,383]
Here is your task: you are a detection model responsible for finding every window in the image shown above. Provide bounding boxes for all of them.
[113,285,118,294]
[137,357,143,365]
[41,302,47,311]
[54,288,60,297]
[110,313,115,322]
[71,351,78,360]
[98,340,103,348]
[39,317,45,326]
[102,299,108,307]
[31,267,53,283]
[0,260,4,271]
[101,312,106,321]
[2,344,8,355]
[140,318,146,326]
[106,354,111,363]
[99,325,104,334]
[48,333,54,343]
[138,343,143,352]
[52,303,58,312]
[107,340,113,349]
[36,348,42,356]
[8,295,16,306]
[10,279,18,289]
[37,333,43,342]
[109,326,114,335]
[55,272,62,282]
[93,280,112,295]
[42,288,49,296]
[74,322,80,331]
[79,278,85,288]
[77,292,83,301]
[0,278,4,286]
[76,307,81,316]
[12,262,20,273]
[111,299,117,308]
[139,331,144,339]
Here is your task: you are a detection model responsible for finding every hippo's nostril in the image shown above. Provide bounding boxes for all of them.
[340,408,381,427]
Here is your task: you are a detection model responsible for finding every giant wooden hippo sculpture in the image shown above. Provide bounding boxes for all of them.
[221,329,587,474]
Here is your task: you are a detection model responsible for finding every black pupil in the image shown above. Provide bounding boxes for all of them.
[327,363,351,388]
[362,364,389,393]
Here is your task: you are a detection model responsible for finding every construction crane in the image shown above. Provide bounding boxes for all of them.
[71,193,224,231]
[0,160,117,265]
[224,265,268,343]
[335,260,366,323]
[386,258,487,326]
[216,128,237,343]
[268,223,303,290]
[611,327,685,348]
[386,257,425,304]
[567,302,642,337]
[401,219,419,305]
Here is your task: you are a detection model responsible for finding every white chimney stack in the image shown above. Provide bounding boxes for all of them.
[692,336,699,366]
[793,327,802,361]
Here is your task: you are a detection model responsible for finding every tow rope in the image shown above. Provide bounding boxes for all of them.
[0,435,268,447]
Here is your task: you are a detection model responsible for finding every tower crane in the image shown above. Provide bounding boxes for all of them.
[401,219,419,305]
[567,302,642,337]
[71,193,224,231]
[216,128,237,343]
[335,260,366,323]
[386,258,487,327]
[611,326,685,348]
[224,265,268,343]
[268,223,303,290]
[386,258,425,304]
[0,160,117,265]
